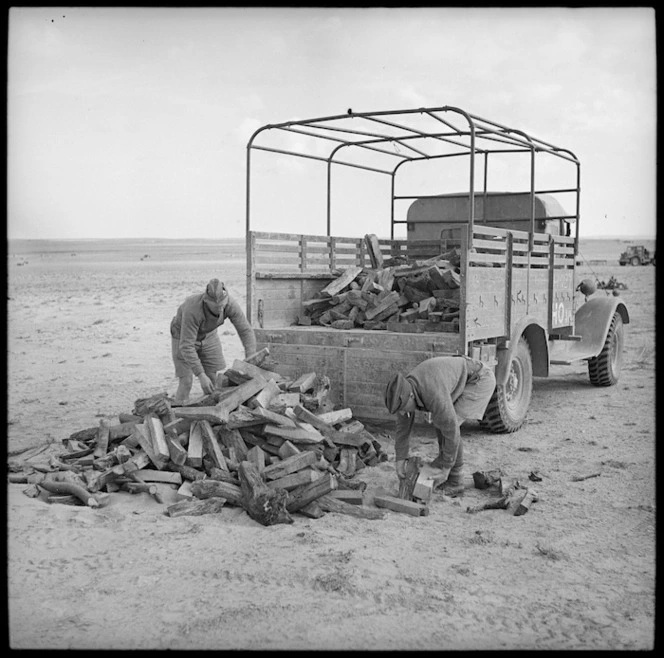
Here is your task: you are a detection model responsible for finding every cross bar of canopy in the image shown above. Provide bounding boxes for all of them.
[245,105,580,243]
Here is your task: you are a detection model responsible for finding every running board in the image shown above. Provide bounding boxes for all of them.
[548,338,596,365]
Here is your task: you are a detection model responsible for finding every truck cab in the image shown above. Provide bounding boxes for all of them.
[406,192,573,240]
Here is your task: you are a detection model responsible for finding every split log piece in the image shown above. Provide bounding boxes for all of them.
[186,422,204,468]
[262,450,318,481]
[266,468,318,492]
[93,419,111,458]
[513,488,539,516]
[199,420,229,470]
[327,489,364,505]
[397,456,422,500]
[278,440,301,460]
[317,494,386,520]
[167,436,188,466]
[246,445,267,471]
[285,475,337,511]
[319,266,363,298]
[374,494,429,517]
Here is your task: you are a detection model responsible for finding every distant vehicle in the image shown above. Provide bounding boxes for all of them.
[619,245,655,266]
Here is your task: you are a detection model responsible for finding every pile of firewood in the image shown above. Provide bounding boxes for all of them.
[297,234,461,333]
[11,348,437,526]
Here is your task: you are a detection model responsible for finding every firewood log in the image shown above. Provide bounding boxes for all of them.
[238,461,293,526]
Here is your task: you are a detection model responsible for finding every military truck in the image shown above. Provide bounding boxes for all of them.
[244,106,629,431]
[619,245,655,266]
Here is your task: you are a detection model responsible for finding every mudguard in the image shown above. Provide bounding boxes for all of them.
[548,296,630,364]
[495,316,549,387]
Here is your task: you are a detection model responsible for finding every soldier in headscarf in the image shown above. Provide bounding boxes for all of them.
[384,355,496,491]
[170,278,256,402]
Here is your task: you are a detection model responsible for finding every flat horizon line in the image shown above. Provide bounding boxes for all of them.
[6,234,657,242]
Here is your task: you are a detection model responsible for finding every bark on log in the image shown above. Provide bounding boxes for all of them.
[238,461,293,526]
[167,497,227,518]
[190,479,243,506]
[171,463,207,482]
[38,477,99,508]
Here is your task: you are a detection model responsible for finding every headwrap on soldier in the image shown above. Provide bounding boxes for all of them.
[384,372,414,414]
[205,279,228,303]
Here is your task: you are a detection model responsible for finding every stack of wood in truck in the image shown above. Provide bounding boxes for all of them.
[297,234,462,333]
[11,348,399,526]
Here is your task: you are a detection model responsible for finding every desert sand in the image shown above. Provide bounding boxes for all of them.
[6,236,655,650]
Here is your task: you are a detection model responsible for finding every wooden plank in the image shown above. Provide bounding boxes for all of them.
[266,468,318,491]
[262,450,318,481]
[199,420,229,471]
[374,494,429,517]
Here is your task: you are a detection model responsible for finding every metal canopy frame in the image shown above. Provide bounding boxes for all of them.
[245,105,581,248]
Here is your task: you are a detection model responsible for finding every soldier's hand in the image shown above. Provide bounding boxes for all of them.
[395,459,407,481]
[197,373,215,395]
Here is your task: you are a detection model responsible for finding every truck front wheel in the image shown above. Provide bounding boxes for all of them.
[483,337,533,433]
[631,256,641,266]
[587,312,624,386]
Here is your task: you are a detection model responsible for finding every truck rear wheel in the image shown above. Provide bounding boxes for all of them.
[483,337,533,433]
[631,256,641,266]
[588,312,624,386]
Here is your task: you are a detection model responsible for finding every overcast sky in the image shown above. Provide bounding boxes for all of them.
[7,6,657,240]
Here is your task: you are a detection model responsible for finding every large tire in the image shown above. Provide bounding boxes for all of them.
[483,337,533,433]
[588,312,624,386]
[630,256,640,266]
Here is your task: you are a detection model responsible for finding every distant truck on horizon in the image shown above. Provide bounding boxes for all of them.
[619,244,656,266]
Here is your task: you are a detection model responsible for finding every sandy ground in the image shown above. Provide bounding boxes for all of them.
[6,238,656,650]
